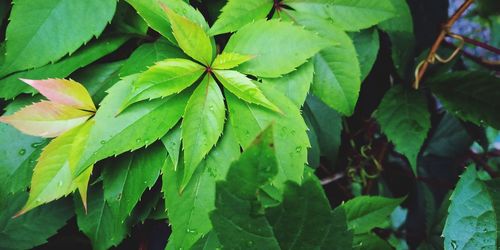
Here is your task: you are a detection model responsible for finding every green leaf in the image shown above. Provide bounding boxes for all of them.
[342,196,405,234]
[350,28,380,81]
[1,0,117,75]
[211,52,254,70]
[375,86,430,173]
[18,121,93,215]
[429,71,500,129]
[291,13,361,115]
[262,60,314,107]
[0,36,127,100]
[72,61,124,104]
[304,95,342,163]
[191,232,221,250]
[119,39,186,77]
[443,167,498,249]
[103,143,166,221]
[74,75,189,176]
[214,70,279,111]
[226,83,309,192]
[378,0,415,77]
[0,194,73,250]
[321,206,354,250]
[161,124,182,170]
[163,124,240,250]
[210,126,281,249]
[284,0,396,31]
[224,19,329,78]
[209,0,273,35]
[75,184,129,250]
[123,58,205,108]
[163,5,213,65]
[125,0,208,44]
[181,75,225,190]
[266,179,332,249]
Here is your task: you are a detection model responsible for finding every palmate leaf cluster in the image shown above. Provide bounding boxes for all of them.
[0,0,499,249]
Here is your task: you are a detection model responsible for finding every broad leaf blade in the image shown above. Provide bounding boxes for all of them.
[2,0,117,75]
[0,101,93,138]
[181,75,225,190]
[429,71,500,129]
[214,70,279,111]
[103,143,166,221]
[163,5,213,65]
[74,75,189,176]
[123,58,205,108]
[224,19,329,78]
[21,78,96,111]
[209,0,273,35]
[375,86,430,173]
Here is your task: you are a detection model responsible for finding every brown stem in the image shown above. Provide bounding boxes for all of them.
[414,0,475,89]
[460,35,500,55]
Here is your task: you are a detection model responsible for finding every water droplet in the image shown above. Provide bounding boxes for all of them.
[100,140,106,145]
[295,146,302,152]
[186,228,196,234]
[31,142,42,148]
[36,198,42,202]
[29,159,35,164]
[58,181,63,187]
[18,149,26,155]
[247,241,254,246]
[136,138,142,143]
[209,105,214,111]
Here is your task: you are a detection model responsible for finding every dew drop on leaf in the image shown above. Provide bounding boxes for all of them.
[31,142,42,148]
[18,149,26,155]
[100,140,106,145]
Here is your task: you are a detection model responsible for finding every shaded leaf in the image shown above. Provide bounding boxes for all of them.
[209,0,273,35]
[161,124,182,170]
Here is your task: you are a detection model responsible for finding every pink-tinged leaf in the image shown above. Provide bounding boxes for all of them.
[20,78,96,111]
[0,101,93,138]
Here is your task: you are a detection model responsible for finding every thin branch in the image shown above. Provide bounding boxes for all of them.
[460,35,500,55]
[414,0,475,89]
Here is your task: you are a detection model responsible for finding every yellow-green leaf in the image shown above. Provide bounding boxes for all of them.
[212,52,254,70]
[162,5,213,65]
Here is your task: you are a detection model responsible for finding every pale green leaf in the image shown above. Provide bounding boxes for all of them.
[103,143,166,220]
[74,75,189,176]
[224,19,329,78]
[262,60,314,107]
[0,36,127,100]
[1,0,117,75]
[429,71,500,129]
[214,70,279,111]
[123,58,205,108]
[181,75,225,190]
[163,5,213,65]
[443,167,498,250]
[125,0,208,44]
[211,52,254,70]
[284,0,396,31]
[375,86,430,173]
[226,83,309,192]
[209,0,273,35]
[18,121,93,214]
[119,39,186,77]
[292,13,361,115]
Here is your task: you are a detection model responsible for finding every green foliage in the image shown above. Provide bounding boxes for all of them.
[2,0,117,76]
[375,86,431,173]
[1,0,499,249]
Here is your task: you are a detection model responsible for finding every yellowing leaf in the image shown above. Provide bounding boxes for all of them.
[214,70,280,112]
[73,165,93,212]
[21,78,96,111]
[162,5,213,65]
[0,101,93,138]
[16,121,94,215]
[212,52,254,70]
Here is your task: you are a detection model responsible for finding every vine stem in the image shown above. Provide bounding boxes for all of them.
[413,0,475,89]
